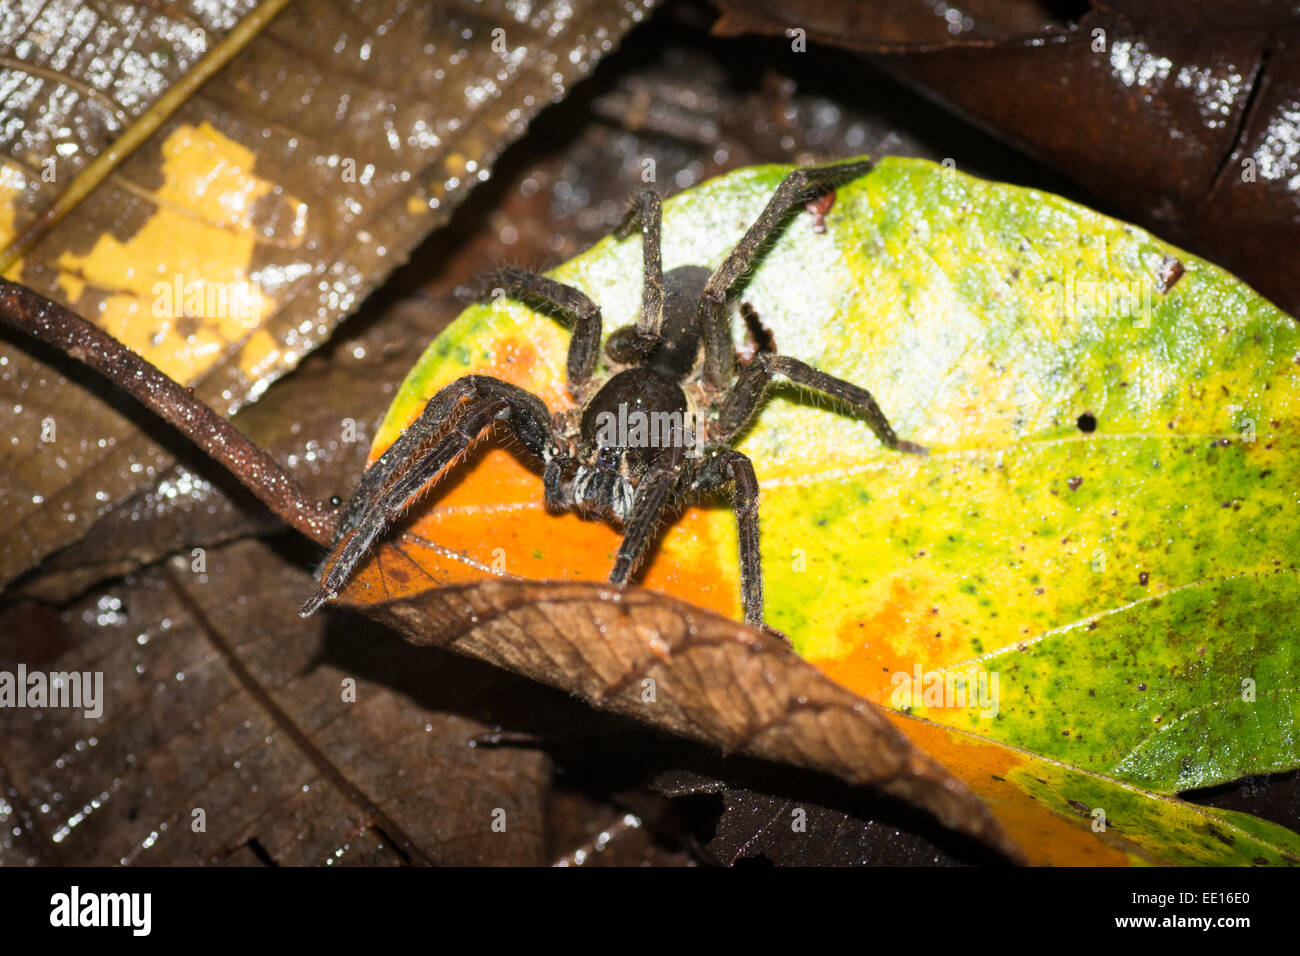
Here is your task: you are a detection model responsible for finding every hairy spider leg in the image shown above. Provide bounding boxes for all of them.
[698,157,878,387]
[300,375,558,616]
[717,353,927,455]
[692,450,764,628]
[338,375,554,539]
[609,444,687,588]
[614,189,665,340]
[482,264,603,400]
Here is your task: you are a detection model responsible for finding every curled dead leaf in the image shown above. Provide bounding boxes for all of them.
[352,577,1023,861]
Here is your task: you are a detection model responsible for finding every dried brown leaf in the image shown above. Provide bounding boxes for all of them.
[646,767,992,865]
[355,578,1022,860]
[0,537,557,865]
[0,0,657,586]
[11,297,435,604]
[713,0,1064,51]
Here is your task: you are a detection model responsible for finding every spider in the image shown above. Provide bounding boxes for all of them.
[300,157,925,631]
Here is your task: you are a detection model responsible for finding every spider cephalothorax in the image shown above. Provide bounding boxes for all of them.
[545,263,709,525]
[301,158,925,629]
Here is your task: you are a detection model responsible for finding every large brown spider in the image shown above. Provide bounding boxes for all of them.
[301,158,925,630]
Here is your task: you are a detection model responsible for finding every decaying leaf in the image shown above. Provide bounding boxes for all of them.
[357,577,1019,858]
[712,0,1066,51]
[0,536,561,865]
[0,0,658,587]
[644,765,1001,865]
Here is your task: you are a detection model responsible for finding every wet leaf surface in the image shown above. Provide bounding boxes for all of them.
[0,536,562,865]
[0,0,656,587]
[645,765,1000,865]
[713,0,1066,50]
[548,789,695,866]
[6,0,1298,865]
[10,297,431,604]
[712,0,1300,321]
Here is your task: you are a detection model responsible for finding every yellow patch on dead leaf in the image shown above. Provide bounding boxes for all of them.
[54,121,304,383]
[0,165,27,278]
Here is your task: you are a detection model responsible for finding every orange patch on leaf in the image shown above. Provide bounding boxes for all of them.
[814,576,967,702]
[486,336,570,409]
[887,714,1139,866]
[342,437,737,618]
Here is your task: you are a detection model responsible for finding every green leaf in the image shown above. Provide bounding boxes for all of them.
[364,157,1300,857]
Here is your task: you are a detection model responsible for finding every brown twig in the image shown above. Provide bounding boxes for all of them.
[0,279,338,547]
